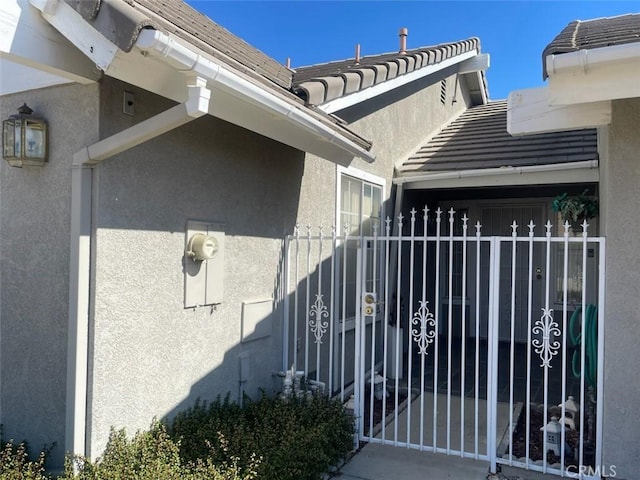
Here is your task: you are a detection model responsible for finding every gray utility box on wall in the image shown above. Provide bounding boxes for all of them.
[184,220,225,308]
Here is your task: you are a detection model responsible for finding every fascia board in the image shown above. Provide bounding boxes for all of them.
[0,59,72,95]
[457,53,490,74]
[507,86,611,136]
[29,0,118,71]
[396,160,599,190]
[319,50,478,114]
[547,62,640,105]
[1,0,100,84]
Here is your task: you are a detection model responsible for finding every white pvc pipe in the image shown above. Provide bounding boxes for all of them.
[66,78,211,460]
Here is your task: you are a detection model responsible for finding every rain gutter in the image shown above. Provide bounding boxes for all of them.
[394,160,599,188]
[134,29,375,163]
[545,42,640,78]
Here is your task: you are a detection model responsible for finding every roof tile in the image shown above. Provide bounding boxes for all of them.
[359,68,376,90]
[397,101,598,176]
[63,0,293,89]
[293,38,481,106]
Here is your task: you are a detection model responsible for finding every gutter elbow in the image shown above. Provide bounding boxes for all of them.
[185,77,212,118]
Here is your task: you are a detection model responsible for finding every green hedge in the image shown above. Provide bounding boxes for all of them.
[60,422,257,480]
[1,392,353,480]
[0,438,50,480]
[169,392,354,480]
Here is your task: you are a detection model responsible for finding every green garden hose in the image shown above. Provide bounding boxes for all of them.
[569,304,598,388]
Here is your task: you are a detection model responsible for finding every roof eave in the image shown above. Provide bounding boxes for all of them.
[30,0,374,164]
[134,29,374,163]
[315,50,489,113]
[543,42,640,106]
[395,160,599,190]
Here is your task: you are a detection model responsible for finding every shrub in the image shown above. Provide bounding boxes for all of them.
[0,427,52,480]
[169,392,354,480]
[59,421,258,480]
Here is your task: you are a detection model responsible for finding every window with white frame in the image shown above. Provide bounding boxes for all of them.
[337,168,384,320]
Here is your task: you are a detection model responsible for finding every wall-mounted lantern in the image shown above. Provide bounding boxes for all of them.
[2,103,48,167]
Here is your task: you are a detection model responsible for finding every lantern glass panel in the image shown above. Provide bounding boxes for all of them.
[24,119,45,158]
[3,120,15,157]
[15,122,22,157]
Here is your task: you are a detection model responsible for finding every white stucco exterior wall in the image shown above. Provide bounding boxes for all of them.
[86,77,306,458]
[296,68,471,227]
[600,98,640,480]
[0,82,99,470]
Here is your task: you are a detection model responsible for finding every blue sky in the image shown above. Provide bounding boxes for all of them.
[185,1,638,100]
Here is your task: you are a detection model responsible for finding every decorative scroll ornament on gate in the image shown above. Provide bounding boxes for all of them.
[532,308,561,367]
[309,294,329,344]
[411,300,436,355]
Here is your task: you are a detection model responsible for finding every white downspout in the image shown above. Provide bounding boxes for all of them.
[66,76,211,459]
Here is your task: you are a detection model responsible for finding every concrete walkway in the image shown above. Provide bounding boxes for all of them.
[335,443,553,480]
[336,442,490,480]
[333,393,554,480]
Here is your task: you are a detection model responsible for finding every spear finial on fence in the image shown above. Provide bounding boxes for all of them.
[511,220,518,236]
[435,208,442,223]
[545,220,553,237]
[581,219,589,236]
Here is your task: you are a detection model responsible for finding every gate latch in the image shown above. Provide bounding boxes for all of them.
[363,292,377,316]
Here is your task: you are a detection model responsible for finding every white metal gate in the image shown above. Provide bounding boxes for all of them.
[283,207,605,478]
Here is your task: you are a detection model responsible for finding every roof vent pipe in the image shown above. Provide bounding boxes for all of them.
[355,43,361,64]
[399,27,408,54]
[286,57,291,69]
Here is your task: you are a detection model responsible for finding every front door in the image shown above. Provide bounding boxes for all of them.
[480,204,546,343]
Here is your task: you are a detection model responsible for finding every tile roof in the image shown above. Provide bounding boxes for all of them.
[397,101,597,177]
[292,38,481,106]
[542,13,640,79]
[63,0,293,89]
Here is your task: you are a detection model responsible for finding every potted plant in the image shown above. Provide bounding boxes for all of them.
[552,190,599,226]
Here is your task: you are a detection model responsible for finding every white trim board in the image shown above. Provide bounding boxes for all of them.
[320,50,482,114]
[395,160,599,190]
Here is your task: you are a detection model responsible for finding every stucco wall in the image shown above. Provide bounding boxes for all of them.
[287,71,473,395]
[0,82,99,469]
[87,78,305,457]
[601,98,640,479]
[296,68,470,227]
